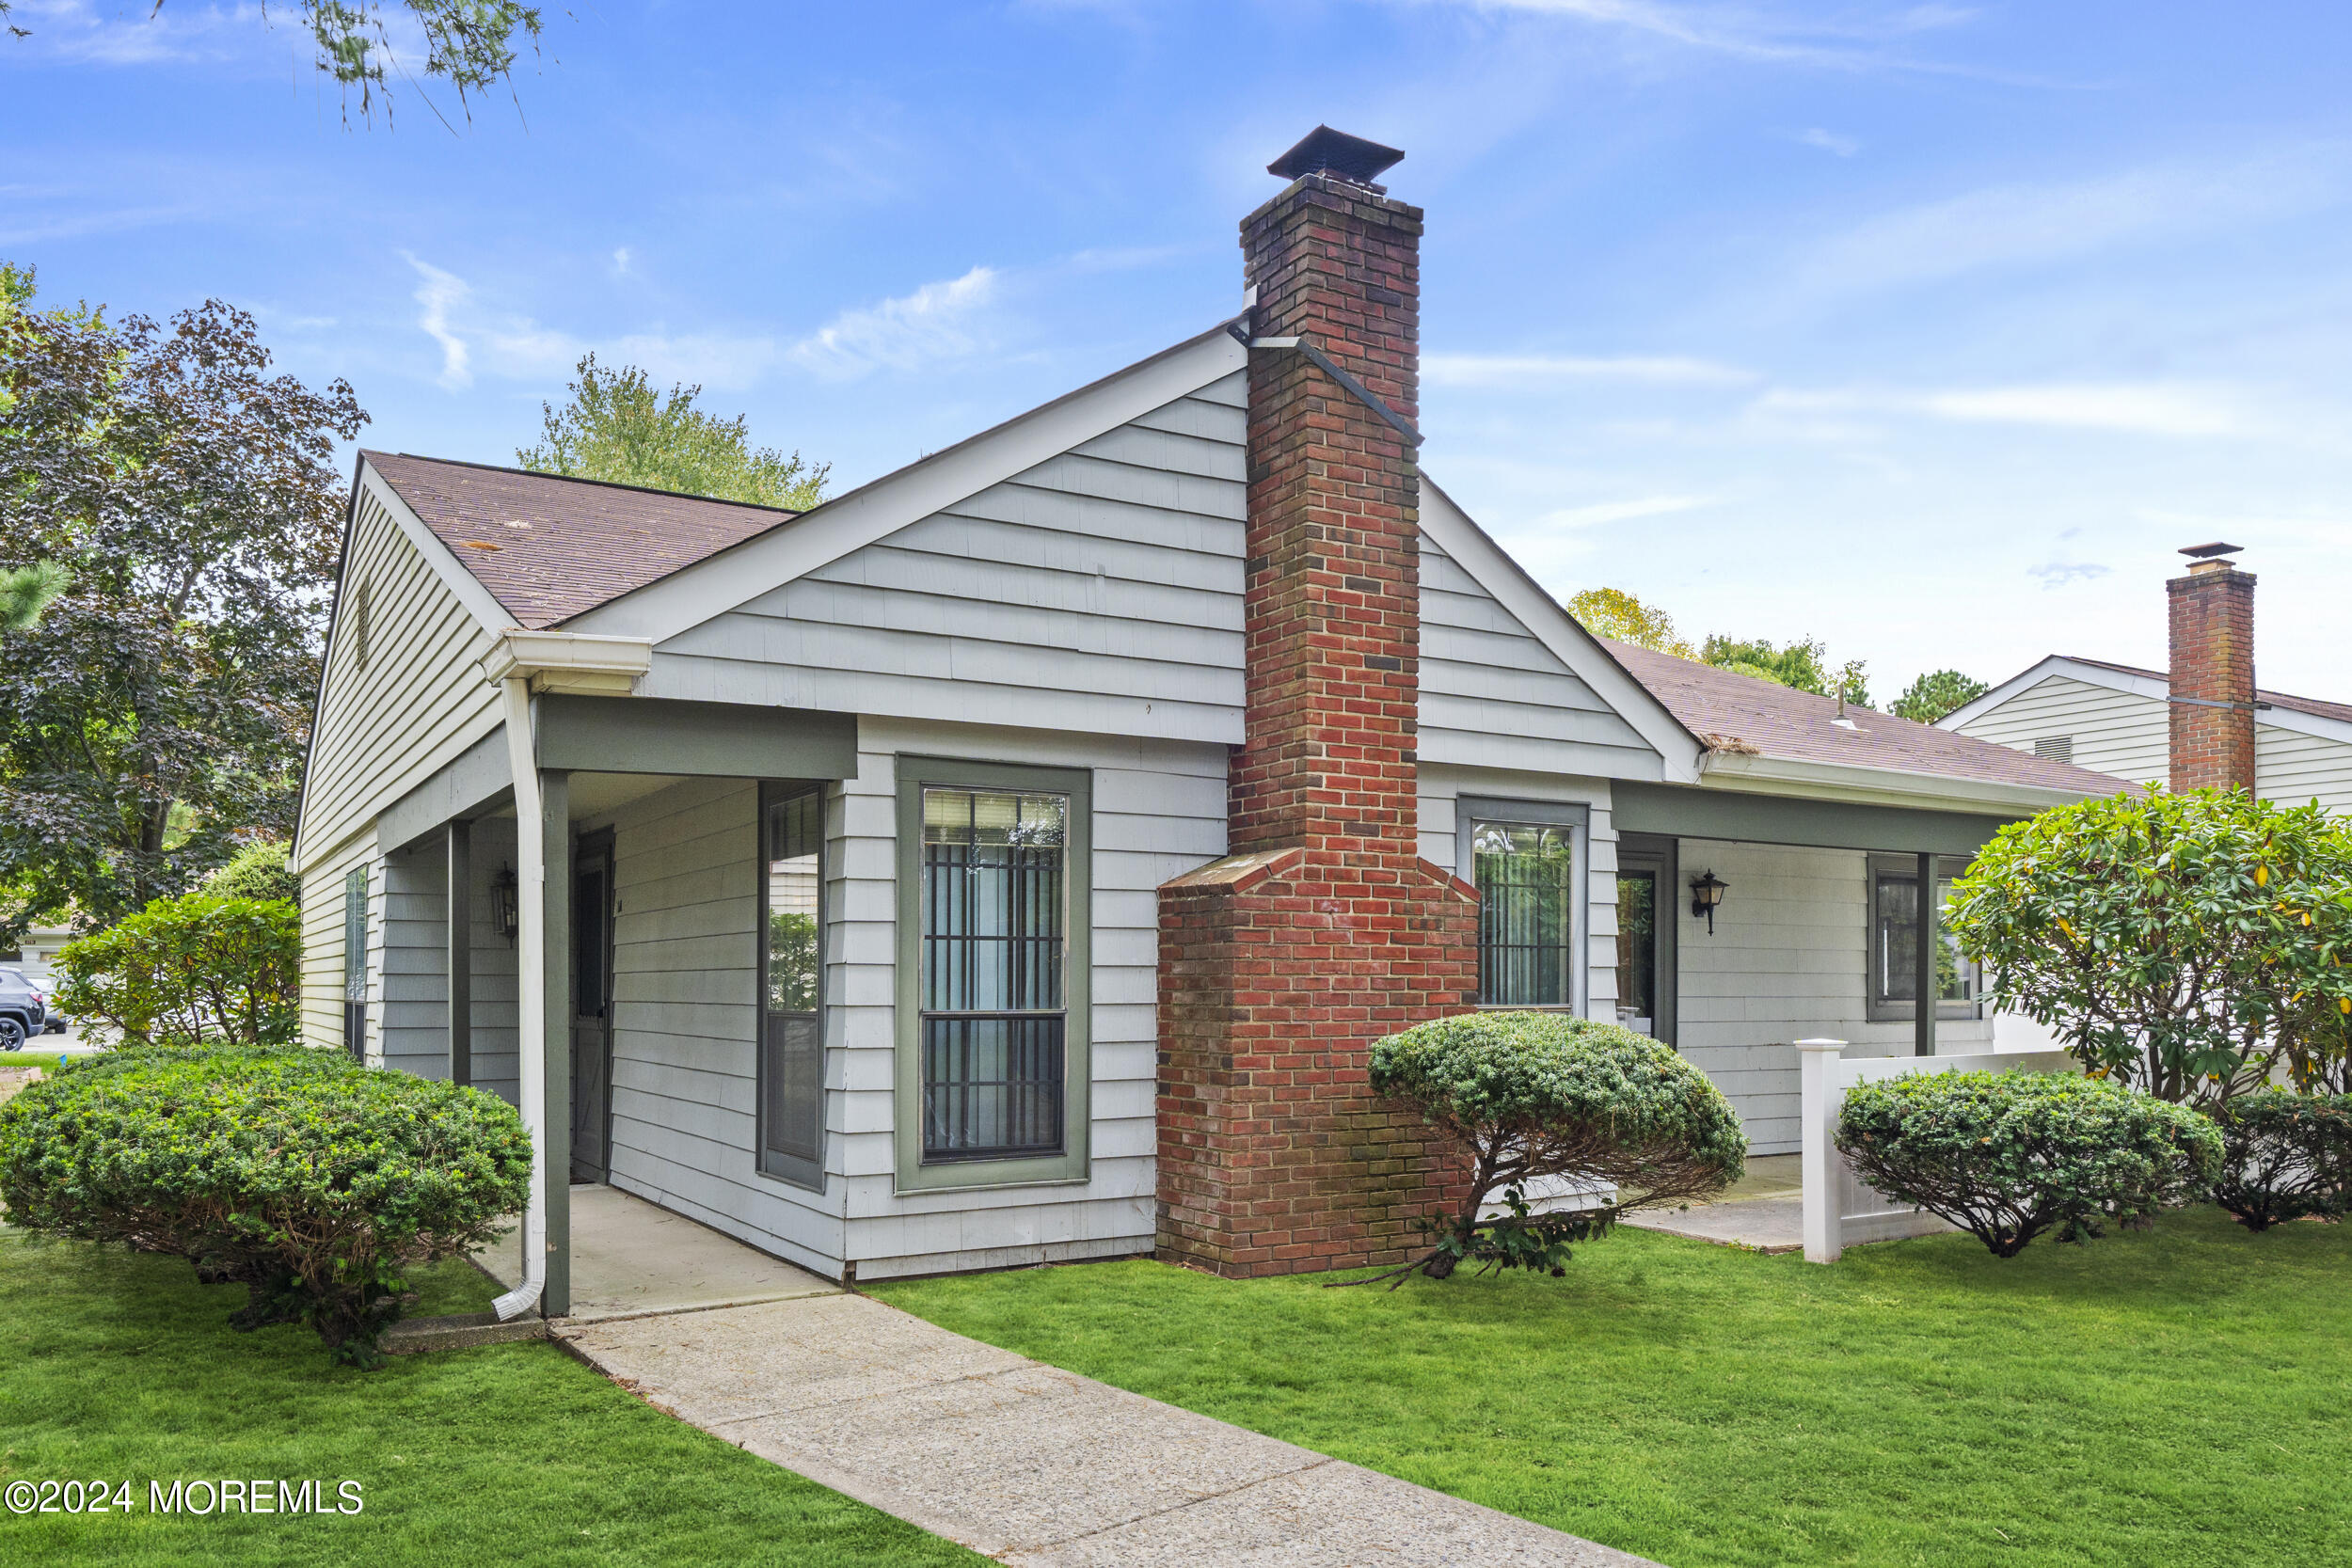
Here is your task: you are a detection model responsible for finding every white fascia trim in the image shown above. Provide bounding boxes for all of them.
[1697,751,2118,814]
[1943,653,2352,747]
[2256,703,2352,746]
[1418,479,1705,784]
[561,325,1251,646]
[480,629,654,686]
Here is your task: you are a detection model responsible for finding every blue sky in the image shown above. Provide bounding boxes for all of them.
[6,1,2349,701]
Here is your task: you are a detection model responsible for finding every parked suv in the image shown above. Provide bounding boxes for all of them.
[0,967,46,1052]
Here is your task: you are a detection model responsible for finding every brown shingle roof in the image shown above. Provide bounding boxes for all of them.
[2058,654,2352,727]
[365,451,799,629]
[1597,638,2134,797]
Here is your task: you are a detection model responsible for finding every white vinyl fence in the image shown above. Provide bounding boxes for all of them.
[1796,1039,2082,1263]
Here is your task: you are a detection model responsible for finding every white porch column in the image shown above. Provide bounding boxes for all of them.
[1797,1038,1848,1264]
[498,674,550,1317]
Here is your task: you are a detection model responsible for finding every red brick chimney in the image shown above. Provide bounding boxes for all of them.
[1156,129,1480,1279]
[2167,542,2256,793]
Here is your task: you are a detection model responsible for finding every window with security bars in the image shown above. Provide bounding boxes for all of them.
[761,784,825,1188]
[920,787,1068,1162]
[1472,819,1576,1006]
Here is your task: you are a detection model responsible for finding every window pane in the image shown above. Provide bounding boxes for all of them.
[1473,820,1573,1006]
[1875,873,1920,1005]
[1615,871,1656,1033]
[1934,878,1973,1004]
[763,787,824,1182]
[920,787,1068,1161]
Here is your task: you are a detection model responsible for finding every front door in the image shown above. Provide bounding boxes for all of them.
[1615,834,1677,1046]
[570,831,615,1183]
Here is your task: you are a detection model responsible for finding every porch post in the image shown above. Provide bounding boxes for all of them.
[446,819,471,1086]
[540,768,573,1320]
[1914,852,1937,1057]
[1797,1038,1847,1263]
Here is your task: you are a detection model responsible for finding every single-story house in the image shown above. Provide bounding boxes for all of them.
[1941,545,2352,813]
[292,127,2130,1313]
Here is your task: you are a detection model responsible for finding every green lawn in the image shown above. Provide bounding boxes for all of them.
[875,1208,2351,1568]
[0,1234,981,1567]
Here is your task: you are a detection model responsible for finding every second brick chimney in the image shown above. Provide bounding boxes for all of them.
[1155,131,1480,1279]
[2167,543,2257,793]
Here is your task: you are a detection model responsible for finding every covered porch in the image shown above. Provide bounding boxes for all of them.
[373,672,857,1320]
[1602,781,2018,1155]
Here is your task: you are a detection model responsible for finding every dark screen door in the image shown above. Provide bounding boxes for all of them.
[570,832,614,1183]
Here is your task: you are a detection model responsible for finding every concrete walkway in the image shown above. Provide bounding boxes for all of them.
[1624,1153,1804,1253]
[562,1290,1660,1567]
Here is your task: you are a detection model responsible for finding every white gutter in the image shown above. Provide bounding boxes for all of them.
[480,628,651,1323]
[1696,751,2122,815]
[491,672,548,1322]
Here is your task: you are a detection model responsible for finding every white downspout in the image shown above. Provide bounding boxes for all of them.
[492,673,548,1320]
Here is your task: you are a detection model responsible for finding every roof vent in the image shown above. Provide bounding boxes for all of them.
[1266,125,1406,191]
[2034,735,2074,765]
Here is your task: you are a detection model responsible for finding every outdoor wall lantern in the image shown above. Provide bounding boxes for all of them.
[492,864,519,946]
[1689,869,1728,934]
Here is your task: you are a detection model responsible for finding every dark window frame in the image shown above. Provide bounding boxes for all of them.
[1457,796,1590,1015]
[757,782,828,1192]
[1866,852,1984,1023]
[342,865,368,1062]
[892,757,1091,1194]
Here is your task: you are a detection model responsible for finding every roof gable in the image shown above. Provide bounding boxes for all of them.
[362,452,796,630]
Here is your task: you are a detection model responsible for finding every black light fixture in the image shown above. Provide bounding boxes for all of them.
[491,864,519,946]
[1689,869,1728,934]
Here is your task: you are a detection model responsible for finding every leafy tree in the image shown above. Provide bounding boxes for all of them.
[0,269,364,946]
[199,839,301,908]
[519,354,829,510]
[1701,634,1870,708]
[2,2,543,125]
[1891,669,1989,725]
[1947,788,2352,1108]
[49,894,300,1048]
[1567,587,1694,659]
[0,562,67,633]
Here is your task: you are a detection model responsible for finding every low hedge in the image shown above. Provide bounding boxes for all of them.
[0,1045,531,1365]
[1366,1012,1746,1283]
[2208,1088,2352,1230]
[1836,1070,2222,1258]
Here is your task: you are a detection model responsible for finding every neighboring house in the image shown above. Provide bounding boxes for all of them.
[0,922,73,989]
[291,128,2129,1312]
[1943,545,2352,813]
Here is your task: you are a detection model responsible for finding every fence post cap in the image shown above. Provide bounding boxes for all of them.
[1794,1037,1849,1053]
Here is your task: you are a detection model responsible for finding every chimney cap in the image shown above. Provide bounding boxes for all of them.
[2178,541,2244,561]
[1267,125,1405,188]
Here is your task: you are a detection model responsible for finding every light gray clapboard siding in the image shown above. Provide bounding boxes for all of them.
[1418,538,1661,778]
[642,374,1249,746]
[379,840,448,1078]
[2257,725,2352,815]
[839,718,1226,1280]
[1673,839,1991,1155]
[295,481,501,1053]
[463,816,524,1105]
[1952,674,2168,786]
[591,777,851,1275]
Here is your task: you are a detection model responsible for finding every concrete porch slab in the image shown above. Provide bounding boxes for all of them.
[1626,1195,1804,1253]
[562,1291,1660,1567]
[473,1183,842,1324]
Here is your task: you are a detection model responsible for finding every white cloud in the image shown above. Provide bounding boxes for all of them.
[1536,493,1715,527]
[2026,562,2112,588]
[1414,0,1986,72]
[1756,381,2255,438]
[404,255,473,390]
[612,247,633,277]
[4,0,269,66]
[1796,127,1860,157]
[1800,150,2345,295]
[1423,352,1758,388]
[787,266,1001,379]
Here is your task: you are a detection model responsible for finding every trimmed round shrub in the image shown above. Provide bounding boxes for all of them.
[2208,1088,2352,1231]
[50,894,300,1048]
[1836,1070,2223,1258]
[199,839,301,907]
[0,1045,531,1366]
[1367,1012,1746,1283]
